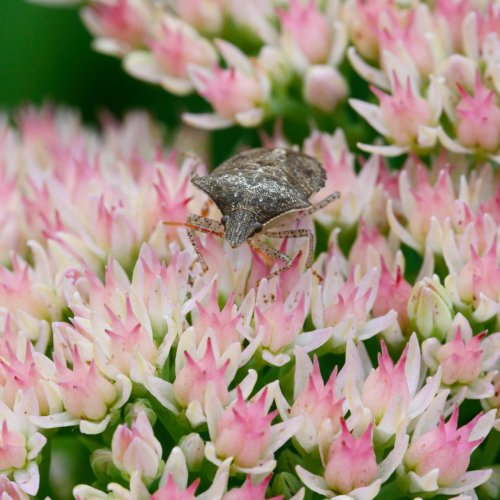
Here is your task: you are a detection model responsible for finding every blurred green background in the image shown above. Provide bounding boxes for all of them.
[0,0,179,123]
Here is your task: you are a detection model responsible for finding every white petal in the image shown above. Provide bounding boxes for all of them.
[235,108,265,127]
[386,200,421,251]
[182,112,234,130]
[349,100,389,136]
[233,459,277,475]
[160,76,194,95]
[472,294,500,323]
[124,52,162,84]
[30,412,80,429]
[439,470,492,495]
[162,447,188,489]
[262,350,291,366]
[409,369,442,422]
[356,142,409,157]
[469,410,496,442]
[349,479,382,500]
[14,462,39,495]
[197,458,231,500]
[437,127,474,154]
[406,469,440,493]
[215,39,253,74]
[80,414,111,435]
[269,417,303,453]
[347,47,389,89]
[378,428,409,482]
[144,376,179,415]
[405,333,422,397]
[295,466,332,496]
[359,310,398,341]
[413,391,449,441]
[186,400,206,428]
[295,327,332,352]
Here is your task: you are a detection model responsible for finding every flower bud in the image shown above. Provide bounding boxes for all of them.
[90,449,116,480]
[361,341,410,423]
[407,277,454,341]
[215,389,276,468]
[303,66,348,112]
[179,433,205,471]
[124,399,156,427]
[436,328,484,385]
[325,420,378,493]
[404,408,482,487]
[111,411,162,483]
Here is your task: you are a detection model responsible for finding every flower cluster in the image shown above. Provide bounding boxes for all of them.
[0,107,498,499]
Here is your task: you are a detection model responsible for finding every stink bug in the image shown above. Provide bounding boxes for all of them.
[167,148,340,279]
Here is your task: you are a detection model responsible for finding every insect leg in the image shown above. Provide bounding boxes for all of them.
[249,237,293,281]
[302,191,341,216]
[164,215,224,274]
[264,228,315,267]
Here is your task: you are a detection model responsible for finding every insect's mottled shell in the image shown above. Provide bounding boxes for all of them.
[191,148,326,225]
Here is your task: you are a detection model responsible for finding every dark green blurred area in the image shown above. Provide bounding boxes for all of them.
[0,0,181,125]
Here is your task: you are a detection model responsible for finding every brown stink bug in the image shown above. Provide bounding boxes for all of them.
[167,148,340,279]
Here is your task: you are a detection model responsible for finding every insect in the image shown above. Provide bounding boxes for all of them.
[168,148,340,279]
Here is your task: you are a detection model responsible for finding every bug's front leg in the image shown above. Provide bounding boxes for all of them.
[164,214,224,274]
[264,228,315,268]
[248,237,293,282]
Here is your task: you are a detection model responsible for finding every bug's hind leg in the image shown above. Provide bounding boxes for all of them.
[264,228,315,267]
[164,214,223,274]
[249,237,293,282]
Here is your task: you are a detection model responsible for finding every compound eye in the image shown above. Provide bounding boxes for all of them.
[254,222,263,233]
[221,215,228,226]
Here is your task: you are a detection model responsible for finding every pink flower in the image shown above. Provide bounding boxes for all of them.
[0,256,48,320]
[344,0,395,60]
[434,0,470,52]
[214,388,277,468]
[125,17,217,95]
[404,408,483,487]
[103,297,156,376]
[370,76,433,147]
[172,0,225,34]
[303,65,348,112]
[224,474,281,500]
[437,327,484,385]
[387,163,456,251]
[361,341,410,423]
[55,346,117,421]
[457,237,500,306]
[277,0,332,65]
[290,356,344,435]
[0,340,58,416]
[173,339,230,408]
[111,411,162,482]
[455,74,500,151]
[378,7,435,77]
[373,262,412,332]
[151,474,200,500]
[192,287,242,352]
[324,420,378,493]
[185,41,270,129]
[0,421,27,471]
[407,277,454,341]
[81,0,153,56]
[255,288,306,353]
[348,220,396,273]
[476,3,500,48]
[0,475,29,500]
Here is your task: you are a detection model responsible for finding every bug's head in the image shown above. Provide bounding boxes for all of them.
[222,210,263,248]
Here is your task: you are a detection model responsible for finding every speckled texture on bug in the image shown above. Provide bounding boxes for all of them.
[192,148,325,221]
